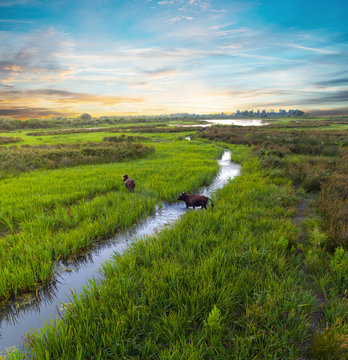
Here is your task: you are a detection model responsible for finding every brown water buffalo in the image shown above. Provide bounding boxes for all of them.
[123,174,135,193]
[177,192,213,209]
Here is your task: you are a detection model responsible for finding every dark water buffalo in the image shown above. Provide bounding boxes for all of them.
[123,174,135,193]
[177,192,213,209]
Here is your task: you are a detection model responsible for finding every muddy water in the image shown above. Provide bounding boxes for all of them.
[0,151,240,353]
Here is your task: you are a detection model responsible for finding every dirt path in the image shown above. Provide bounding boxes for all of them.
[294,195,326,358]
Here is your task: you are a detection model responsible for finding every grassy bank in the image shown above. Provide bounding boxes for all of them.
[7,146,346,359]
[0,141,221,303]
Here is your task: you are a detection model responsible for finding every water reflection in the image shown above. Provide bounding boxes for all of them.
[174,119,268,127]
[205,119,268,126]
[0,282,58,327]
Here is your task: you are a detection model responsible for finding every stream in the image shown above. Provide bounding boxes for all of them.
[0,150,241,354]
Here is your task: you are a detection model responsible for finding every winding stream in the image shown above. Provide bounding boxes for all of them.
[0,151,240,353]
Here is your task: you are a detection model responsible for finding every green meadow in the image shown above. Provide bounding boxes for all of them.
[0,138,221,302]
[0,116,347,359]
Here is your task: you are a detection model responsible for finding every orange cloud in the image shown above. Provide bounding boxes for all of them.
[0,89,145,118]
[2,64,23,72]
[0,106,77,119]
[0,89,144,105]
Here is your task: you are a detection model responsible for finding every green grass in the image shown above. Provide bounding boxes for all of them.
[7,147,344,360]
[0,140,222,302]
[1,120,346,359]
[0,127,199,147]
[199,123,348,250]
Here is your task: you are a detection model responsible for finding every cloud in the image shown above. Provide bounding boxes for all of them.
[314,77,348,87]
[0,28,74,83]
[156,0,222,14]
[0,87,146,118]
[143,67,180,78]
[196,85,348,111]
[286,43,337,54]
[157,1,174,5]
[0,2,347,116]
[0,89,144,106]
[307,107,348,116]
[296,90,348,104]
[0,107,76,118]
[167,15,194,23]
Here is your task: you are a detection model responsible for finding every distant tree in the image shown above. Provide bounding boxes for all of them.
[80,113,92,121]
[293,110,305,117]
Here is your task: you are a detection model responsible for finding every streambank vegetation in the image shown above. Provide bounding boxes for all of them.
[0,119,346,359]
[0,141,221,303]
[6,146,347,359]
[199,124,348,250]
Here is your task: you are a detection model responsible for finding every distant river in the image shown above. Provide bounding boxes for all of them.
[174,119,268,127]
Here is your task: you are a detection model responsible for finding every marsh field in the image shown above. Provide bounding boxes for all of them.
[0,116,347,359]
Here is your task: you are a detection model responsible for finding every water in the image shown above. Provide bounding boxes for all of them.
[204,119,268,126]
[0,151,240,353]
[173,119,268,127]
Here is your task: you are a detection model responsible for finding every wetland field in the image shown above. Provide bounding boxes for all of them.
[0,116,347,359]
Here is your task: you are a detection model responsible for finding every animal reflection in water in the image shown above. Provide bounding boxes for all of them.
[177,192,214,209]
[123,174,135,193]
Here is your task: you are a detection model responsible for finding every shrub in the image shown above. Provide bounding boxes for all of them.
[0,136,22,145]
[0,142,155,175]
[318,173,348,250]
[80,113,92,121]
[103,135,147,142]
[309,321,348,360]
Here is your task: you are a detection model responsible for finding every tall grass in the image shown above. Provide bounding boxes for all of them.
[0,141,221,302]
[200,124,348,250]
[8,147,323,359]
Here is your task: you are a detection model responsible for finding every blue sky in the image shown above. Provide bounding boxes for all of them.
[0,0,347,118]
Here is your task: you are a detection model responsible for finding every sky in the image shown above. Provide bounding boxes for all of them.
[0,0,347,118]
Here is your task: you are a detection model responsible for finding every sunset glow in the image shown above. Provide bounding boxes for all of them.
[0,0,347,118]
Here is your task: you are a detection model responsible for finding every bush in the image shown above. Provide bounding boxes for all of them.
[0,142,155,174]
[318,173,348,250]
[0,136,22,145]
[103,135,147,143]
[80,113,92,121]
[309,321,348,360]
